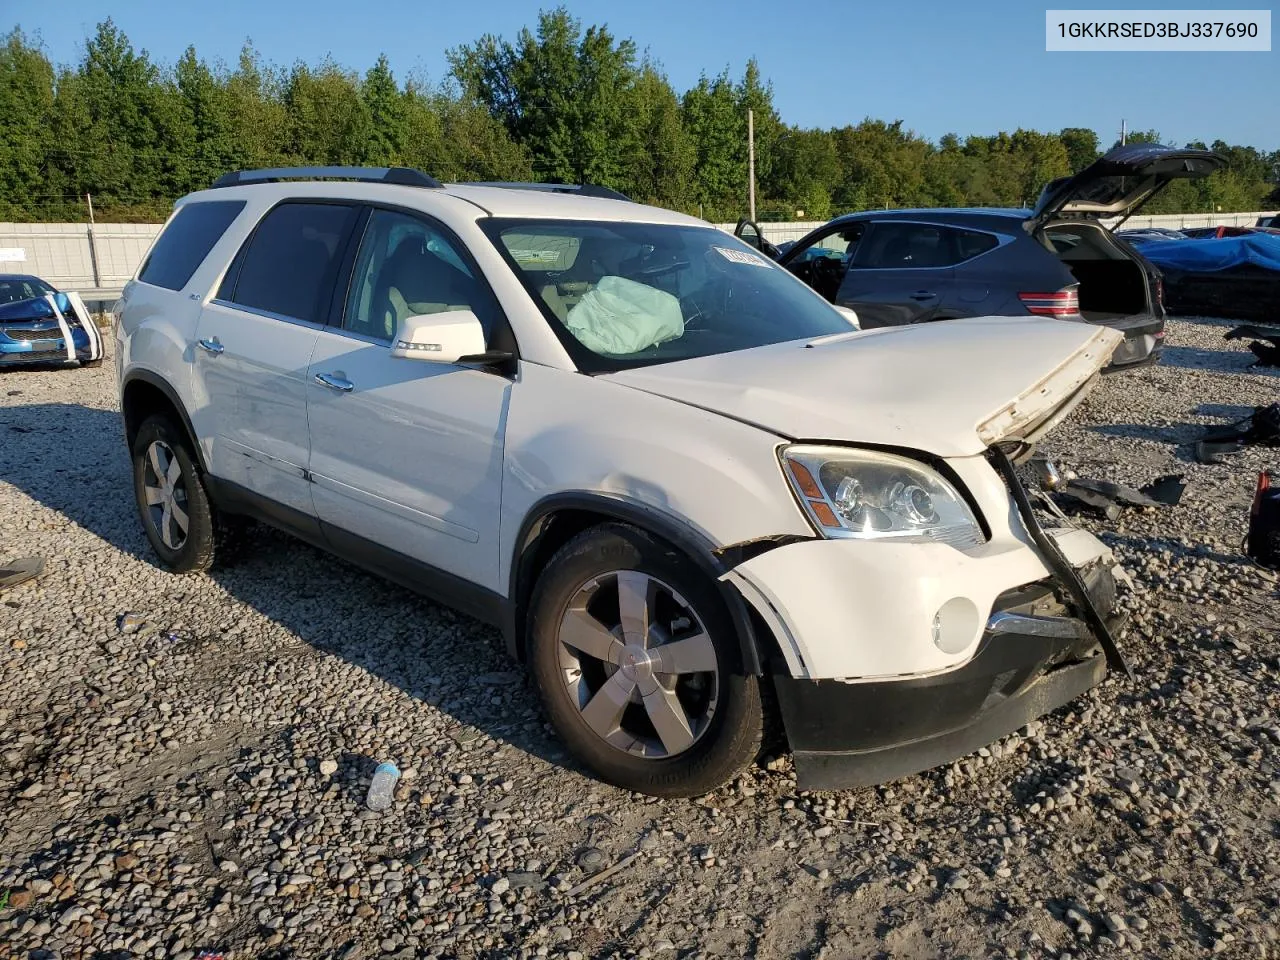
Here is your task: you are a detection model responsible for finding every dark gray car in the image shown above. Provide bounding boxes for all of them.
[736,144,1224,368]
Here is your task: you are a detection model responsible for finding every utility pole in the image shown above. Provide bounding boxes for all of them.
[747,108,756,222]
[1120,119,1127,146]
[85,193,102,288]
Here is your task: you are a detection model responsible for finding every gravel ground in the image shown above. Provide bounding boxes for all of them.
[1,315,1278,960]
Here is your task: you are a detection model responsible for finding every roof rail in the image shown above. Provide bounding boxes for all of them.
[459,181,631,202]
[211,166,443,189]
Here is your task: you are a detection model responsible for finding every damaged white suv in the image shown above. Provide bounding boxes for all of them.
[116,167,1129,797]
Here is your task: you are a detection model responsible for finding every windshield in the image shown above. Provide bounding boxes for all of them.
[482,219,852,372]
[0,277,53,305]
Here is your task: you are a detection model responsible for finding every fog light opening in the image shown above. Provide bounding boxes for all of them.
[933,597,980,655]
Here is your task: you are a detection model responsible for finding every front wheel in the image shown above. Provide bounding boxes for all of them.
[527,524,763,798]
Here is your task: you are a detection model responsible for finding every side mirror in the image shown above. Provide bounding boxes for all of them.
[390,309,487,363]
[833,305,860,329]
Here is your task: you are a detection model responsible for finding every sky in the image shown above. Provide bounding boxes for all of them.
[7,0,1279,150]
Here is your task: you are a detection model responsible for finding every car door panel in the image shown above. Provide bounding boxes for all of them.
[304,206,510,593]
[190,199,362,517]
[837,267,955,326]
[191,303,319,515]
[306,334,508,590]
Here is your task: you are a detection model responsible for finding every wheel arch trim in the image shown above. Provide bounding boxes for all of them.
[506,492,771,676]
[120,369,206,472]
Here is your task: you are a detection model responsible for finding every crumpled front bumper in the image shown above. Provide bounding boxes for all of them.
[773,568,1123,789]
[724,447,1128,790]
[0,325,92,363]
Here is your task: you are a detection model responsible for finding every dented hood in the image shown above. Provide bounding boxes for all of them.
[602,316,1122,458]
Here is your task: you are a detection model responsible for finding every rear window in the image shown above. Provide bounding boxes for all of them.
[220,202,360,324]
[139,201,245,291]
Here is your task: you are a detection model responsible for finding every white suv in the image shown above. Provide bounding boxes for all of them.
[116,167,1128,798]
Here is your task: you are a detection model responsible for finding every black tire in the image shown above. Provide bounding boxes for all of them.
[528,523,763,798]
[130,415,219,573]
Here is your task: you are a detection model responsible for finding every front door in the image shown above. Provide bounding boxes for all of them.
[305,207,511,593]
[192,200,362,516]
[836,221,957,327]
[778,222,865,303]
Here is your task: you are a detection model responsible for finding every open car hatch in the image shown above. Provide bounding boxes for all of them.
[1031,144,1225,227]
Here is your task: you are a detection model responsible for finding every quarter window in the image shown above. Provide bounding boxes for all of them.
[343,209,495,342]
[139,200,245,291]
[222,202,360,324]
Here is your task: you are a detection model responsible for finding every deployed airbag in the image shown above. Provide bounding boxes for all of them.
[565,276,684,355]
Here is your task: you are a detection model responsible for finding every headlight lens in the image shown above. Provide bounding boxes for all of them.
[780,445,984,547]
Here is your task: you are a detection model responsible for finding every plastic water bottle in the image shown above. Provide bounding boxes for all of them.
[366,762,401,812]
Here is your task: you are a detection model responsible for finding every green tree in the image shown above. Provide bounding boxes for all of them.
[449,7,638,188]
[681,70,743,217]
[0,29,56,219]
[362,54,405,164]
[1059,127,1099,172]
[175,46,234,193]
[623,62,696,210]
[284,59,371,165]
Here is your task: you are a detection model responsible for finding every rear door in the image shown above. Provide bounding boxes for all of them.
[836,221,956,327]
[192,200,362,518]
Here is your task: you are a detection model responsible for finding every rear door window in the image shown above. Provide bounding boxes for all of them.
[855,223,997,269]
[138,200,245,291]
[220,202,360,324]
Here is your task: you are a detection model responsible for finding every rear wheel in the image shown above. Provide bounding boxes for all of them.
[131,415,219,573]
[528,524,763,797]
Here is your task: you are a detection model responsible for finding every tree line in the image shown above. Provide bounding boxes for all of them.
[2,10,1277,223]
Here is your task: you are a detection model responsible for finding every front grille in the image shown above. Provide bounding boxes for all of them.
[2,322,62,342]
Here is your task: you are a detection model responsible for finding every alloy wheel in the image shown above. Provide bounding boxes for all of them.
[141,440,190,551]
[556,570,719,758]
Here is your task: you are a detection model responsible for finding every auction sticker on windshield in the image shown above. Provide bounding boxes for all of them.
[714,246,770,267]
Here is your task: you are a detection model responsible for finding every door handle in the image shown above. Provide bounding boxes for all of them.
[909,291,937,301]
[313,372,354,393]
[197,337,224,355]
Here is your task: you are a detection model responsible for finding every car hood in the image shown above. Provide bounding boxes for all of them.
[601,316,1123,458]
[0,292,68,323]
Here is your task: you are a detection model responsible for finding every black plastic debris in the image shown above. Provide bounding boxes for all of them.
[1055,475,1186,519]
[1141,474,1188,506]
[1224,323,1280,368]
[1026,456,1187,519]
[1195,403,1280,464]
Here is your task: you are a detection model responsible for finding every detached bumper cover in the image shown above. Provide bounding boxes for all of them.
[775,617,1113,790]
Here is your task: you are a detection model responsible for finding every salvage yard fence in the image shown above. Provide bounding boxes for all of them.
[2,211,1276,294]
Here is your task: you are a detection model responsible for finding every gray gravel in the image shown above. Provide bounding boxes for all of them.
[2,315,1278,959]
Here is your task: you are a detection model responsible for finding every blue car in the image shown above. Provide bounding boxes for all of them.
[0,274,103,366]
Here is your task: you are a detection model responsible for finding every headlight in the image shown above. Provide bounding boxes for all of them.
[780,445,984,547]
